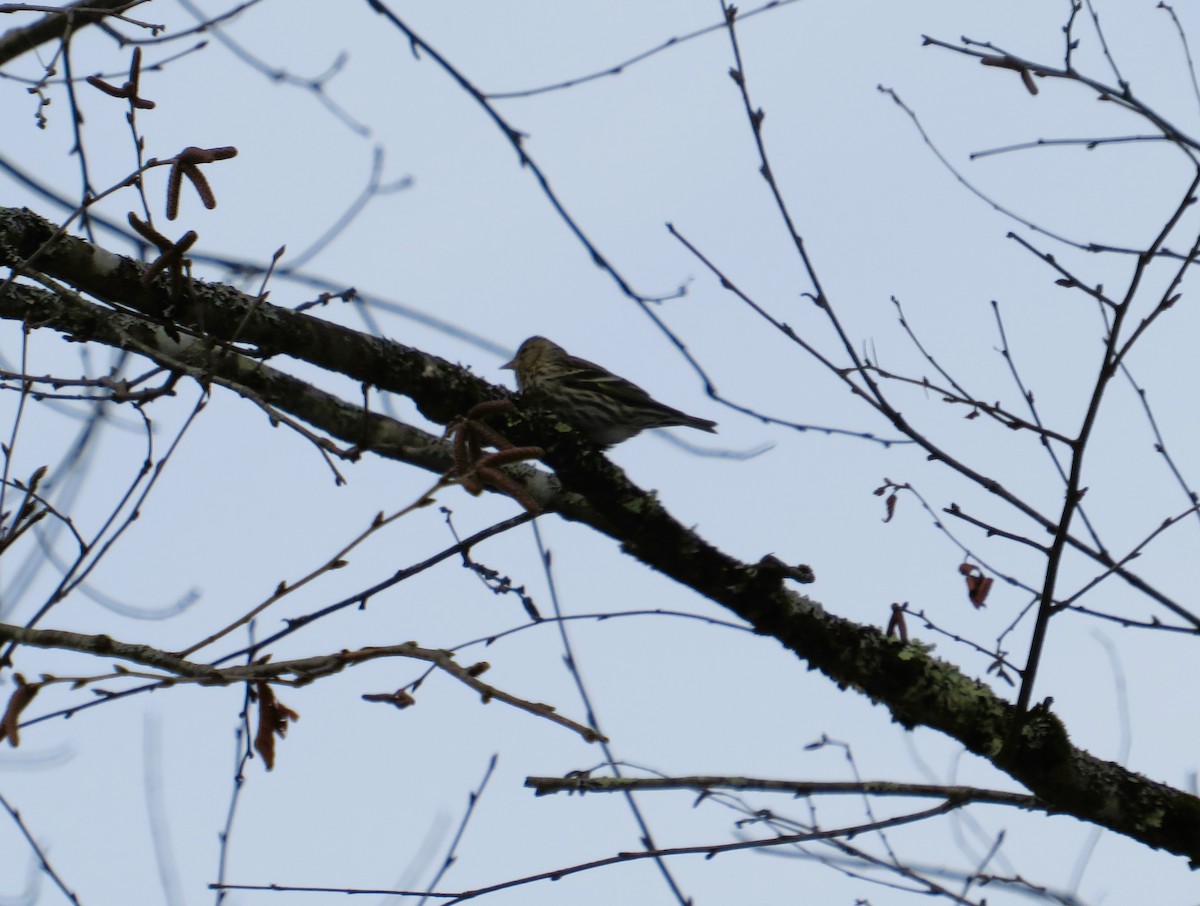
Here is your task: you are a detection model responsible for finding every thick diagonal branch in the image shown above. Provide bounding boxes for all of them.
[1,207,1198,861]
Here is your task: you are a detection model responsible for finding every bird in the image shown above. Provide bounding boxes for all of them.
[501,336,717,446]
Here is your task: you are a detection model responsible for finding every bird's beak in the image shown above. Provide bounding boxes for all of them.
[500,355,516,371]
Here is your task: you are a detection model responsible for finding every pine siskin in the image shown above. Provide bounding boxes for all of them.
[501,336,717,446]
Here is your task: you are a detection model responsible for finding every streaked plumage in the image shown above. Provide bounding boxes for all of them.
[501,336,717,446]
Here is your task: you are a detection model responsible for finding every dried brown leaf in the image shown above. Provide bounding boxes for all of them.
[252,682,299,771]
[0,674,39,748]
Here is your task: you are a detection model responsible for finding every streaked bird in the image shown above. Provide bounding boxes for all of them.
[501,336,717,446]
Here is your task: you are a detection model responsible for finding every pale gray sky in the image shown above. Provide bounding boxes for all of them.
[2,2,1198,904]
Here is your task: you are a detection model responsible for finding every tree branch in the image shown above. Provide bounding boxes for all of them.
[2,206,1199,861]
[0,1,151,68]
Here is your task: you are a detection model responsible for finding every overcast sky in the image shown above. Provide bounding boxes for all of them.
[2,2,1199,904]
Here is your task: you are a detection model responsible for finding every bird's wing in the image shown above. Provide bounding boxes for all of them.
[561,356,659,407]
